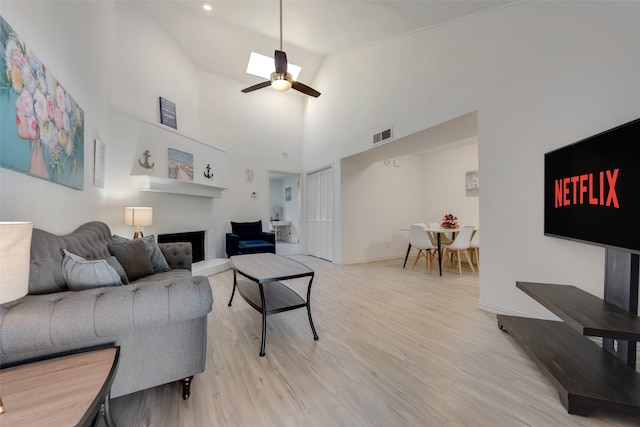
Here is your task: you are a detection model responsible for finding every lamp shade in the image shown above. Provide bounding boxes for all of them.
[124,207,153,227]
[0,222,32,304]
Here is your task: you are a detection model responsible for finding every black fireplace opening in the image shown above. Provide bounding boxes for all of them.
[158,231,205,263]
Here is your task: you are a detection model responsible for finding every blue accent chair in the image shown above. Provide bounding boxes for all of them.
[225,220,276,257]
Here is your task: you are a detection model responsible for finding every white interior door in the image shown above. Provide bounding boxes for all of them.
[307,167,333,261]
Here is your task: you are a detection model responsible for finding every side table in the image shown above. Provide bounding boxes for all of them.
[270,220,291,242]
[0,346,120,427]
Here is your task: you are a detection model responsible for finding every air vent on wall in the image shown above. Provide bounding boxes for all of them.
[372,127,393,144]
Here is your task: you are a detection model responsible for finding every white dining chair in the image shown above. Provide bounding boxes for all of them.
[441,225,475,275]
[409,223,436,273]
[469,229,479,270]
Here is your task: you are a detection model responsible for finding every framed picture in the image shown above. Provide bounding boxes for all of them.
[285,186,292,201]
[168,148,193,181]
[94,138,105,188]
[159,97,177,129]
[0,15,85,190]
[465,170,479,196]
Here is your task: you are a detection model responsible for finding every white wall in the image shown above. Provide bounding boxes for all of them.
[269,179,284,220]
[269,174,299,243]
[0,2,115,233]
[0,2,223,248]
[339,139,478,264]
[340,154,424,264]
[3,1,639,318]
[198,71,305,235]
[422,139,479,228]
[110,2,201,135]
[305,1,640,317]
[281,174,299,242]
[0,1,305,257]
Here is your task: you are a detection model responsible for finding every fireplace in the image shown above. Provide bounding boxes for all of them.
[158,231,205,263]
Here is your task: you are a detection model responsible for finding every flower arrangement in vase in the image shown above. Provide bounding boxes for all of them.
[441,213,459,229]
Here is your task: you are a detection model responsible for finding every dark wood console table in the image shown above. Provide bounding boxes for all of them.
[498,282,640,416]
[228,253,319,356]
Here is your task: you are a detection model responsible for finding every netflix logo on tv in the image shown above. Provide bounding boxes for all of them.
[544,118,640,254]
[554,168,619,208]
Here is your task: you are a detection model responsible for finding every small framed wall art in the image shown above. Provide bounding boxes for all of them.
[159,97,177,129]
[465,170,479,196]
[168,147,193,181]
[94,138,106,188]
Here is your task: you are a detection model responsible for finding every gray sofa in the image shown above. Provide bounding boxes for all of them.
[0,221,213,399]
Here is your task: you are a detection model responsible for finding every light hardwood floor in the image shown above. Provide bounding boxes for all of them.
[102,256,640,426]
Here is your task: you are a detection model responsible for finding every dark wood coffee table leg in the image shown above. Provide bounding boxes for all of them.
[259,282,268,357]
[228,270,237,306]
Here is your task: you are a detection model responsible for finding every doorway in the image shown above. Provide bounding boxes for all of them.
[306,166,333,262]
[269,172,300,256]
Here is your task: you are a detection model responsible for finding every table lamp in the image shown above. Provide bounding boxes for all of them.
[124,207,152,238]
[0,221,33,414]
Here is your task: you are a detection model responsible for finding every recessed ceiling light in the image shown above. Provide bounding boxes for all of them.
[203,4,212,11]
[246,52,301,81]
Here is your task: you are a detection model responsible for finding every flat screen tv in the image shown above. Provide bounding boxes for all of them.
[544,117,640,255]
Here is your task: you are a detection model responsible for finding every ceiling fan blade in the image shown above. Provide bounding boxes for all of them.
[241,81,271,93]
[292,81,321,98]
[274,50,288,75]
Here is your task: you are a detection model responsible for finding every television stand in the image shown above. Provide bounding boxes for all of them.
[498,281,640,416]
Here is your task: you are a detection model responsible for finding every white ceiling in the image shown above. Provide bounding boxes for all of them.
[144,1,515,89]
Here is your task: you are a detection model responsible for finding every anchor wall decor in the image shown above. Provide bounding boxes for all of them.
[138,150,155,169]
[204,164,213,179]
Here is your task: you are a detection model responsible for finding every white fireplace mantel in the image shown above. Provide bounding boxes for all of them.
[133,175,226,198]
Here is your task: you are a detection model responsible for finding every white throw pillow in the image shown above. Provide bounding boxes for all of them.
[61,249,122,291]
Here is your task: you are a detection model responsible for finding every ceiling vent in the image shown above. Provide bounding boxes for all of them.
[372,127,393,144]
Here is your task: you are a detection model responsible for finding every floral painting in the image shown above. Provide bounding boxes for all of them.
[0,16,84,190]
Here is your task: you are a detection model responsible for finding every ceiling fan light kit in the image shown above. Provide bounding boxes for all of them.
[241,0,320,98]
[271,72,292,91]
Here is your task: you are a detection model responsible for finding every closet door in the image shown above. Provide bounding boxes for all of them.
[307,167,333,261]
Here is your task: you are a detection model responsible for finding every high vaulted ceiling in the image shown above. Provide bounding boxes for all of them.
[144,1,515,90]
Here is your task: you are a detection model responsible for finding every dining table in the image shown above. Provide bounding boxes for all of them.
[402,226,463,276]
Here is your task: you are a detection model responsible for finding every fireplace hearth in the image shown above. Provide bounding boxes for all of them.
[158,231,205,263]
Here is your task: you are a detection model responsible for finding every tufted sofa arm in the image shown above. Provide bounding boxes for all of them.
[159,242,193,270]
[0,272,212,356]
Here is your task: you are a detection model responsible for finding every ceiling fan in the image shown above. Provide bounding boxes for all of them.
[241,0,321,98]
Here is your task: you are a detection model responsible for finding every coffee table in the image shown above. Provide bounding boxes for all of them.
[0,346,120,426]
[228,253,319,356]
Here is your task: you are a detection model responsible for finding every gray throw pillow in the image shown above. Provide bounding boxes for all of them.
[112,235,170,273]
[61,249,123,291]
[108,239,155,282]
[105,255,129,285]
